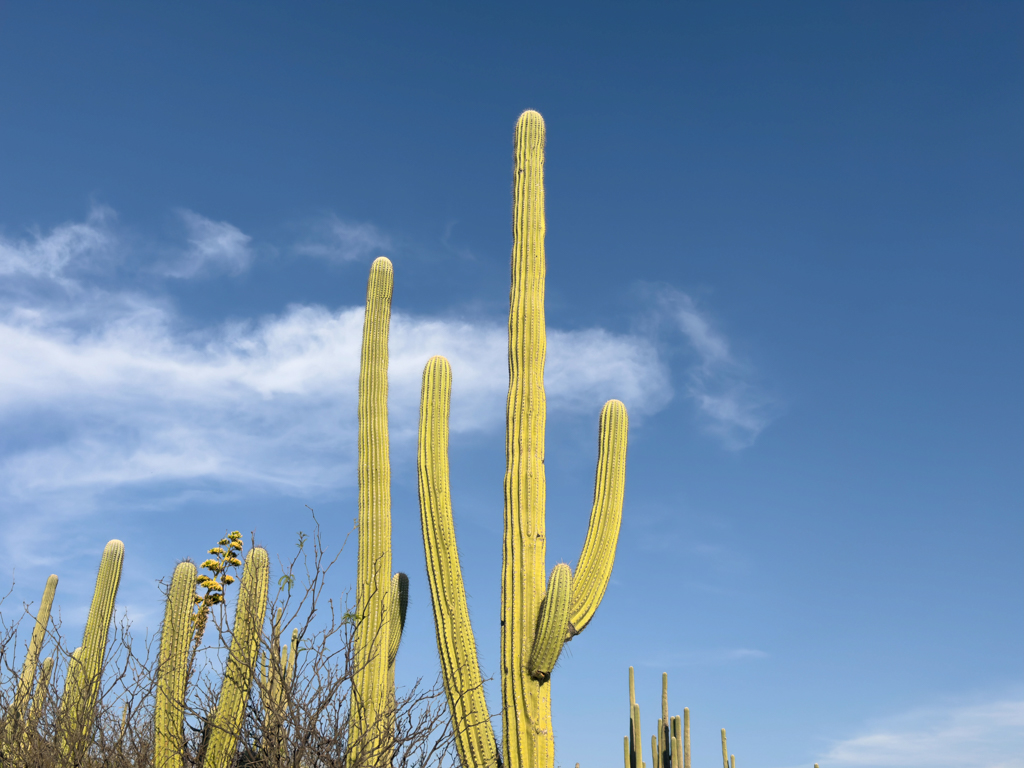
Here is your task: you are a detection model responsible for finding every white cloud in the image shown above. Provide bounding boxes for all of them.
[294,216,391,262]
[819,697,1024,768]
[0,208,673,563]
[659,289,773,449]
[0,284,670,520]
[0,206,114,280]
[160,209,253,277]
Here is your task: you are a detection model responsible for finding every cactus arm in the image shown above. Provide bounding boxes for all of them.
[350,255,395,762]
[503,107,551,768]
[59,539,124,760]
[418,355,500,768]
[527,564,571,682]
[203,546,270,768]
[721,729,728,768]
[156,561,196,768]
[387,572,409,668]
[567,399,628,637]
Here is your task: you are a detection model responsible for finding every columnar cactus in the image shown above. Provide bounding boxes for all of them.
[5,574,57,737]
[349,256,410,765]
[156,561,196,768]
[202,546,270,768]
[416,110,629,768]
[624,669,686,768]
[59,539,124,761]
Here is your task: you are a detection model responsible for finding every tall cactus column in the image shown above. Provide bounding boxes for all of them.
[350,256,395,763]
[417,110,629,768]
[503,107,552,768]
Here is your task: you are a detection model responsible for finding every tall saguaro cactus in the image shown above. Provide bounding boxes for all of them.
[350,256,409,765]
[59,539,124,762]
[417,110,630,768]
[156,561,196,768]
[203,546,270,768]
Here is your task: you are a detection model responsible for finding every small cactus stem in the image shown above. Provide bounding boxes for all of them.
[623,737,630,768]
[632,703,642,768]
[683,708,690,768]
[731,756,735,768]
[202,546,270,768]
[527,564,572,682]
[387,572,409,668]
[721,729,728,768]
[24,656,53,744]
[672,736,682,768]
[59,539,124,761]
[651,734,658,768]
[156,561,196,768]
[417,356,500,768]
[661,673,670,768]
[287,628,299,688]
[568,399,628,636]
[11,574,58,724]
[350,255,395,763]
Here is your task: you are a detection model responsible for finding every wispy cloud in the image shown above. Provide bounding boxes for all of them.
[639,647,768,667]
[294,215,391,262]
[0,206,114,280]
[656,288,774,449]
[0,209,671,558]
[159,209,253,278]
[818,697,1024,768]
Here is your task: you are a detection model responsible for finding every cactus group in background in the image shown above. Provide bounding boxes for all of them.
[416,110,630,768]
[201,545,270,768]
[349,255,410,766]
[58,539,124,762]
[625,668,688,768]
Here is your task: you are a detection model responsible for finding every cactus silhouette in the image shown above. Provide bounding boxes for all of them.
[416,110,629,768]
[202,546,270,768]
[156,561,196,768]
[59,539,124,762]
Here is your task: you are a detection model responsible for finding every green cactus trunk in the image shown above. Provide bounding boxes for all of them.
[416,110,629,768]
[6,574,57,742]
[155,561,196,768]
[417,356,500,768]
[350,255,397,766]
[59,539,124,763]
[202,546,270,768]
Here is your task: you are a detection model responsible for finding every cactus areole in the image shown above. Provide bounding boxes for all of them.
[417,110,629,768]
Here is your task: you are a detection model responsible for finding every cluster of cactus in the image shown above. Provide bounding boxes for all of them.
[416,109,630,768]
[154,542,270,768]
[0,540,124,764]
[624,668,759,768]
[625,668,690,768]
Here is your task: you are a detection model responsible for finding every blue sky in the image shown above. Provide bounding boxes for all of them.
[0,3,1021,767]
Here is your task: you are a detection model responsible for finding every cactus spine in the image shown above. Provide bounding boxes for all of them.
[156,561,196,768]
[202,546,270,768]
[416,110,629,768]
[59,539,124,761]
[350,255,410,765]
